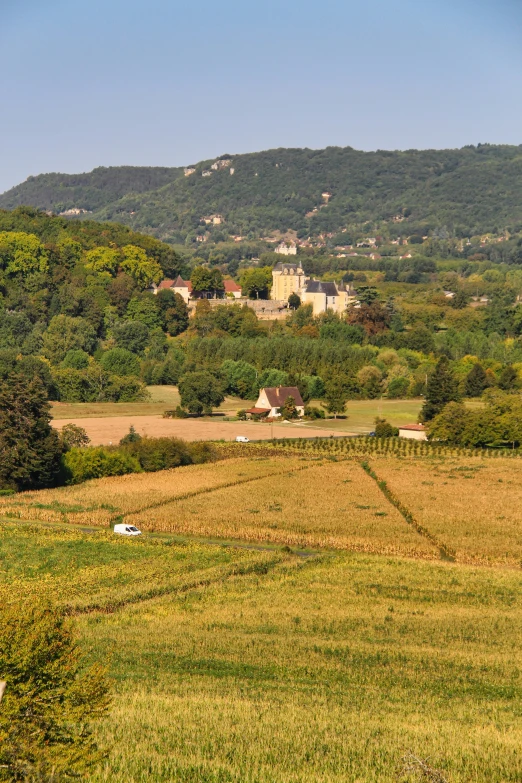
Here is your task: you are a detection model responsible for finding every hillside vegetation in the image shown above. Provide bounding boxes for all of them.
[2,144,522,243]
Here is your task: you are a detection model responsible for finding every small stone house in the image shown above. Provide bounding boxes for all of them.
[248,387,305,418]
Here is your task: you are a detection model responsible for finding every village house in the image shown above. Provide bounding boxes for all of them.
[224,279,242,298]
[247,387,305,419]
[274,241,298,256]
[152,276,193,304]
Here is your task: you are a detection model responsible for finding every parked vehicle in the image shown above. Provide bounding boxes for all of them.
[235,436,250,443]
[114,524,142,536]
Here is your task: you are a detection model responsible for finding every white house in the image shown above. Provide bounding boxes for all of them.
[248,386,305,418]
[275,242,297,256]
[398,424,427,441]
[224,279,242,298]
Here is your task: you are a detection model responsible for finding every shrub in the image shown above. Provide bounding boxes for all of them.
[374,417,399,437]
[119,425,142,445]
[122,437,193,472]
[63,447,141,484]
[304,405,325,420]
[0,601,110,780]
[60,423,90,450]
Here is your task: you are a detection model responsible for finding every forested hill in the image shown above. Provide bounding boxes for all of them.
[1,144,522,244]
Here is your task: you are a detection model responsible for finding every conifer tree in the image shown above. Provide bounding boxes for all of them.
[420,356,459,422]
[0,372,63,490]
[464,363,488,397]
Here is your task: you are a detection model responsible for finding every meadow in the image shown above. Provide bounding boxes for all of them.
[2,444,522,781]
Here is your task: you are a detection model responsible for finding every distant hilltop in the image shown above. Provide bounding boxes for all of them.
[1,144,522,244]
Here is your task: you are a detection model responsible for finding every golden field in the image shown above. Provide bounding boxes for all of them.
[2,447,522,782]
[370,455,522,565]
[0,457,306,528]
[127,460,438,557]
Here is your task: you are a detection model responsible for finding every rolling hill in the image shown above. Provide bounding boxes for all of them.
[1,144,522,244]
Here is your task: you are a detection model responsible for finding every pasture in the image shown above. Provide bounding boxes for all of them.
[2,444,522,781]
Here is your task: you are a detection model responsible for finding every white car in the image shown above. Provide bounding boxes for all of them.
[235,436,250,443]
[114,524,142,536]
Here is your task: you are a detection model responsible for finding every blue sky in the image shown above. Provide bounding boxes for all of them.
[1,0,521,193]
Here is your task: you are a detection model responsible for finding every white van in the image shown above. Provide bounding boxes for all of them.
[235,435,250,443]
[114,524,142,537]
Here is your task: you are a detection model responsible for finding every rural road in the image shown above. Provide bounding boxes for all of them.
[53,416,354,445]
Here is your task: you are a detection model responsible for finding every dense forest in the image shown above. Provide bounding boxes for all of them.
[2,145,522,245]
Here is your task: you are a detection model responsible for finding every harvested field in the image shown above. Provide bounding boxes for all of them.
[127,461,437,557]
[0,457,307,528]
[52,415,352,444]
[370,456,522,565]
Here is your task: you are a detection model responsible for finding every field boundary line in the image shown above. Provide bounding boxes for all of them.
[119,462,317,523]
[63,553,284,616]
[360,460,456,562]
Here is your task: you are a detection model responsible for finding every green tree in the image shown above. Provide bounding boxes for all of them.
[126,294,162,329]
[239,267,272,299]
[100,348,141,377]
[0,373,63,491]
[288,292,301,309]
[119,424,142,445]
[0,601,110,781]
[450,290,468,309]
[357,365,383,399]
[498,364,519,391]
[120,245,162,288]
[112,320,150,355]
[191,266,224,297]
[60,423,90,450]
[157,289,189,336]
[84,246,120,275]
[374,417,398,437]
[464,363,488,397]
[61,349,90,370]
[323,378,348,418]
[0,231,49,276]
[42,315,97,365]
[178,371,225,416]
[279,395,299,419]
[420,356,460,422]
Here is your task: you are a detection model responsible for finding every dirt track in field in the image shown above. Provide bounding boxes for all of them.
[52,416,353,445]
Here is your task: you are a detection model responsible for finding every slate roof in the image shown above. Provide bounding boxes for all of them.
[273,262,305,274]
[262,386,304,408]
[304,280,339,296]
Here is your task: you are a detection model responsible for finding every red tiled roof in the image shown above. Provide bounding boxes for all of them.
[261,386,304,408]
[159,276,193,292]
[245,407,270,415]
[399,424,426,431]
[224,279,242,293]
[158,279,175,289]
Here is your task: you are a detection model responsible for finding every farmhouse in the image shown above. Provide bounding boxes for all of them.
[398,424,427,441]
[153,276,193,304]
[247,386,305,418]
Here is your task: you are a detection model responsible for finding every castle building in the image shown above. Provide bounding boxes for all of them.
[271,262,308,302]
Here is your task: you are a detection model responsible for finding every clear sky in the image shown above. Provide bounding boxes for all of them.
[1,0,521,193]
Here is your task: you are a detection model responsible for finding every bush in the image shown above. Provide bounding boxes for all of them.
[374,417,399,437]
[122,437,217,471]
[119,425,142,445]
[0,601,110,780]
[304,405,325,420]
[63,447,141,484]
